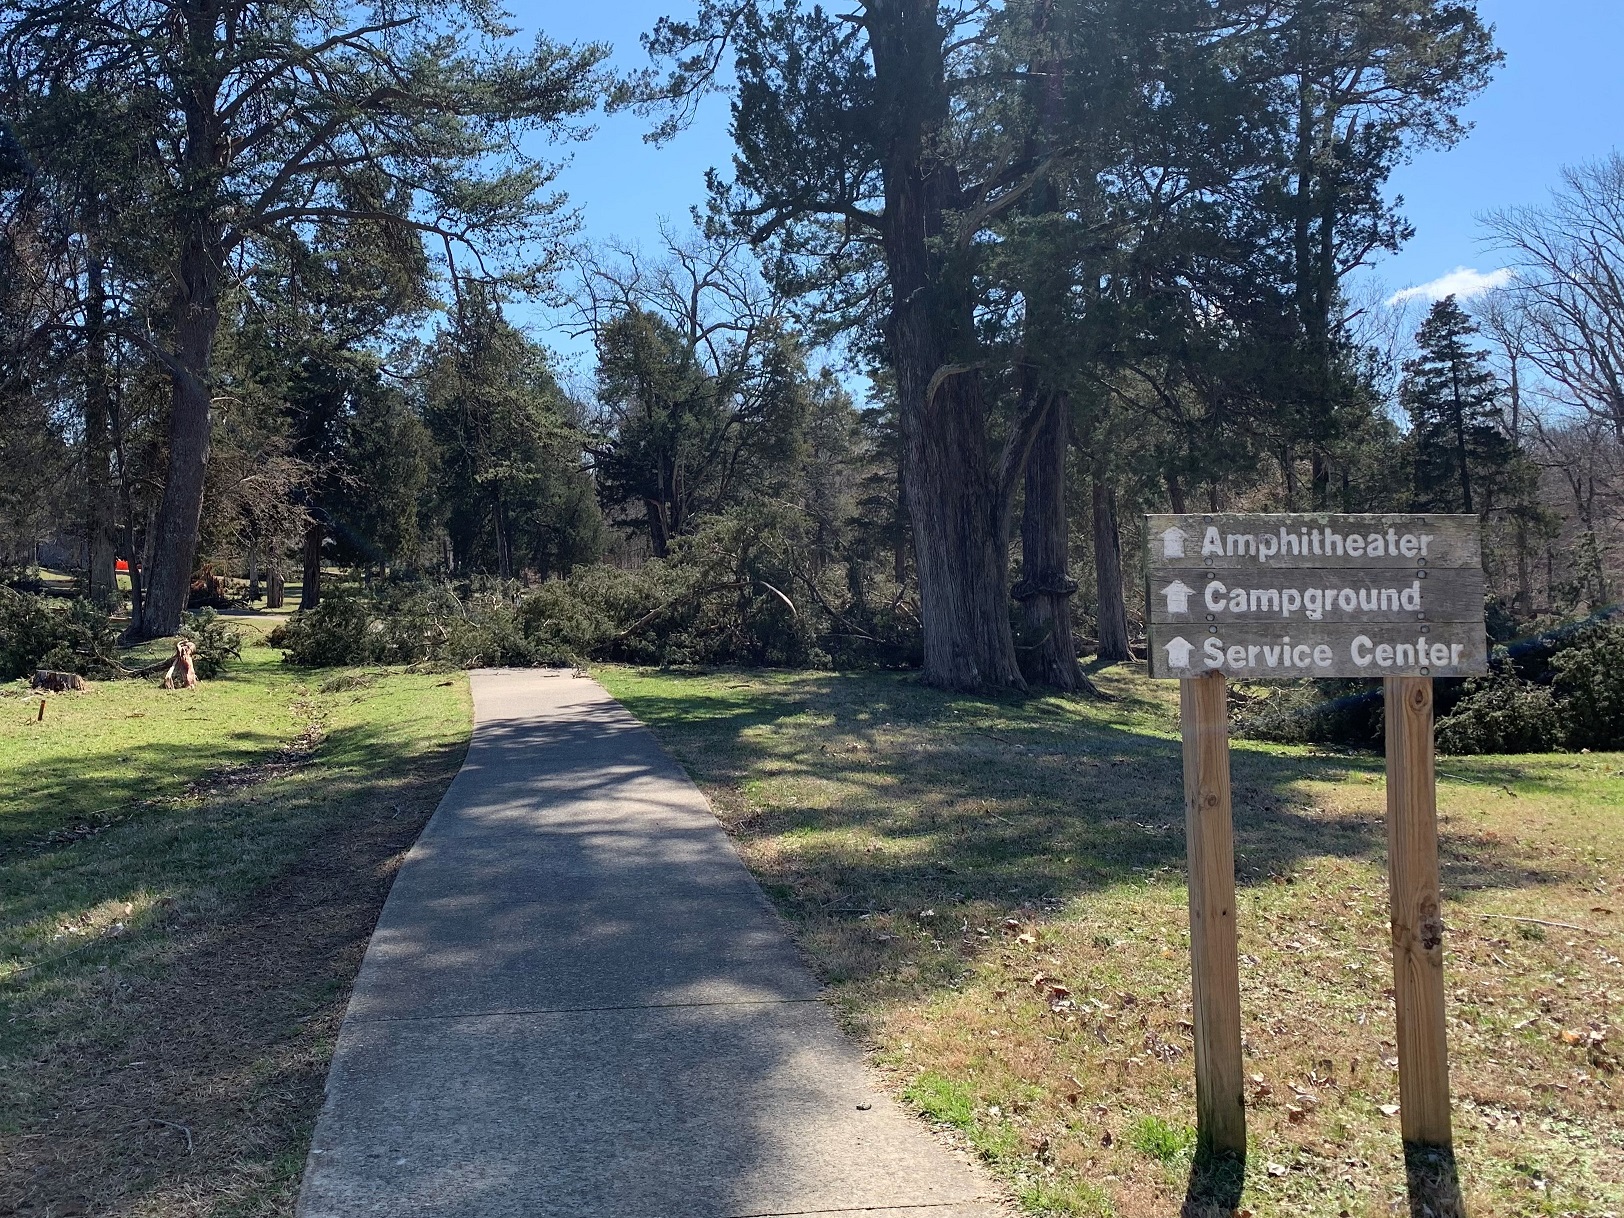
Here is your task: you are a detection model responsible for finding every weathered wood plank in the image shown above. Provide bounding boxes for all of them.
[1384,677,1454,1151]
[1181,674,1246,1158]
[1146,568,1484,625]
[1147,514,1480,570]
[1150,623,1488,679]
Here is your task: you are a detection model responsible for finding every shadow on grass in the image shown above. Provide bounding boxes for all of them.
[0,715,468,1217]
[1403,1142,1467,1218]
[1,718,468,981]
[0,729,291,851]
[605,669,1578,990]
[1182,1148,1245,1218]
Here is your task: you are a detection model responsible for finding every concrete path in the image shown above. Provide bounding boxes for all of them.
[297,668,1005,1218]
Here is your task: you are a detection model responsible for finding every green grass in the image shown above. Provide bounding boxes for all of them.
[1019,1178,1115,1216]
[595,663,1624,1218]
[1,645,308,854]
[1126,1115,1196,1164]
[1,647,466,985]
[904,1071,976,1128]
[0,641,471,1215]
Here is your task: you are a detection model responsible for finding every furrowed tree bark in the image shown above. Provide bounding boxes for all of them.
[84,259,117,604]
[1005,5,1086,694]
[139,304,218,635]
[302,519,324,610]
[1017,396,1085,690]
[130,53,225,639]
[646,496,670,558]
[901,363,1024,690]
[266,538,285,609]
[872,0,1024,692]
[1091,476,1130,663]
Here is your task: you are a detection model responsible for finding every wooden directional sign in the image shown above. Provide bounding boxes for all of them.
[1146,514,1487,679]
[1148,514,1475,1208]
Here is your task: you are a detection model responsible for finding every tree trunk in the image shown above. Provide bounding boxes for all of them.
[1311,450,1330,511]
[1166,469,1187,515]
[266,539,285,609]
[901,368,1024,690]
[646,497,670,559]
[493,497,512,579]
[302,519,323,610]
[1514,519,1533,618]
[110,364,143,634]
[132,228,222,638]
[126,32,229,640]
[84,260,118,604]
[893,473,908,586]
[125,553,144,636]
[247,541,260,602]
[1092,477,1130,663]
[868,0,1025,692]
[1017,397,1084,689]
[1450,382,1474,513]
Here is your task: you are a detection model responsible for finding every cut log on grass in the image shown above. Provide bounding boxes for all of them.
[32,670,88,692]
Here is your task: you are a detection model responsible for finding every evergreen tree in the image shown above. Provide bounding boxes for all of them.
[423,290,603,579]
[593,308,728,557]
[592,307,822,556]
[1400,296,1511,513]
[2,0,609,637]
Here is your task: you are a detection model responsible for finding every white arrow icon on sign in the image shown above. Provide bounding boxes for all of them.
[1160,526,1188,559]
[1161,580,1195,613]
[1163,637,1195,669]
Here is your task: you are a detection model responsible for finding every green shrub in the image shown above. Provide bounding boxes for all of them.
[0,589,120,680]
[275,589,375,667]
[275,583,557,669]
[1230,679,1382,746]
[1551,619,1624,750]
[1435,668,1564,754]
[1,588,67,680]
[269,534,849,671]
[1235,616,1624,755]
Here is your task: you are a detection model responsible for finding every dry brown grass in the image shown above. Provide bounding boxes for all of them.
[598,663,1623,1218]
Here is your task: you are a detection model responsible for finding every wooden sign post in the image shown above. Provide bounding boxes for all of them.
[1181,672,1246,1158]
[1385,677,1453,1143]
[1146,514,1485,1208]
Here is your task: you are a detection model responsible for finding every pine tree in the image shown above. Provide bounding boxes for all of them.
[423,289,602,579]
[2,0,608,637]
[1400,297,1511,513]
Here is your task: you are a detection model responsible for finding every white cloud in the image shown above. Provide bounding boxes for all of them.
[1386,266,1514,307]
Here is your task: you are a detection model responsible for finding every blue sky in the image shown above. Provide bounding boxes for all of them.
[1376,0,1624,305]
[514,0,1624,364]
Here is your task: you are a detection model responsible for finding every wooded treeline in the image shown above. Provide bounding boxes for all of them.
[3,0,1621,692]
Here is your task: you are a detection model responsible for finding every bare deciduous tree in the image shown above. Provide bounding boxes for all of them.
[1487,154,1624,443]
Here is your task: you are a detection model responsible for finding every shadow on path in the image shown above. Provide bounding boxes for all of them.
[297,669,1004,1218]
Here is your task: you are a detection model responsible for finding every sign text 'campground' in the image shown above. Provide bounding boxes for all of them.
[1145,514,1486,679]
